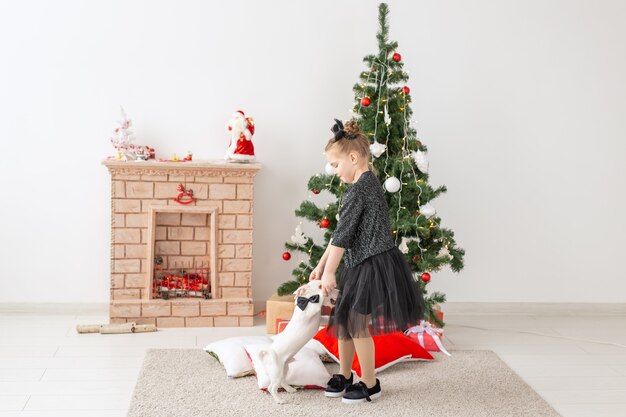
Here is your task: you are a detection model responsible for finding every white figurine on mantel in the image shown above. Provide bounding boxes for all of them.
[109,106,136,160]
[224,110,256,162]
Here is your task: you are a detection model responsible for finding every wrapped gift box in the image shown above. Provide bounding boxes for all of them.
[430,304,444,326]
[276,318,329,335]
[266,294,295,334]
[405,320,450,356]
[276,318,290,334]
[432,310,444,327]
[266,289,339,334]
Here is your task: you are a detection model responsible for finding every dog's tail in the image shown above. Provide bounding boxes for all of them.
[259,349,276,363]
[259,349,280,379]
[259,349,285,403]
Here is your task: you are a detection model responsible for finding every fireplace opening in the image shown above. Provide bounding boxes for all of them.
[152,257,211,300]
[147,206,218,301]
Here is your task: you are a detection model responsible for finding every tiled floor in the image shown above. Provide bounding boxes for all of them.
[0,303,625,417]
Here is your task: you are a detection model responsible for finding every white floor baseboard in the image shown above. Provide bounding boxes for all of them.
[1,301,624,316]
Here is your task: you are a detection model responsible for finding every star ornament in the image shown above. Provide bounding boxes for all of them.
[412,150,429,173]
[398,236,421,254]
[290,224,307,245]
[370,141,387,158]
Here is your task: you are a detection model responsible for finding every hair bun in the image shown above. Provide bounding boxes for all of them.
[343,120,361,138]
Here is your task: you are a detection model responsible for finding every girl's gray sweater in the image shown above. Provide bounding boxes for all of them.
[331,171,395,267]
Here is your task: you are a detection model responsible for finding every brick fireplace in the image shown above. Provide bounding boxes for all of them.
[102,160,261,327]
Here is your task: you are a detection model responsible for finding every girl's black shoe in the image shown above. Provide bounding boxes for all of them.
[341,379,382,404]
[324,373,353,398]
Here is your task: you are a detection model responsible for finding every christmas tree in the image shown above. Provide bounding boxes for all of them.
[278,3,465,326]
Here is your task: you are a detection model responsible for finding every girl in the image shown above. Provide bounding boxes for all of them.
[299,118,425,404]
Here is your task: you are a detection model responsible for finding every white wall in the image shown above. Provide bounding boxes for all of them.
[0,0,625,304]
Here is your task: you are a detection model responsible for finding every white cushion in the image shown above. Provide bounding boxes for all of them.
[304,338,327,356]
[243,344,331,389]
[204,336,273,377]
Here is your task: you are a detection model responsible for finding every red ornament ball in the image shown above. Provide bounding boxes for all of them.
[392,53,402,62]
[402,86,410,94]
[313,188,320,195]
[361,97,371,107]
[320,218,330,228]
[282,252,291,261]
[421,272,431,283]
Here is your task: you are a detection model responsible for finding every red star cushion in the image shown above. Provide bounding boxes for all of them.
[312,327,434,377]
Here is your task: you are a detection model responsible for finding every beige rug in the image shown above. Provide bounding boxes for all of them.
[127,349,561,417]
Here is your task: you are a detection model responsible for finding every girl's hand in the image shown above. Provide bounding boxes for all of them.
[320,271,336,297]
[309,264,324,281]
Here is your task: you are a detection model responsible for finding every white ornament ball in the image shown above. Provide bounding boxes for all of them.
[325,162,334,175]
[419,202,436,218]
[384,176,401,193]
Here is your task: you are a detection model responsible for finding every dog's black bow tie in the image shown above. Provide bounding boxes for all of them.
[296,295,320,311]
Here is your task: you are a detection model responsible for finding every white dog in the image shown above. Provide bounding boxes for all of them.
[259,281,326,404]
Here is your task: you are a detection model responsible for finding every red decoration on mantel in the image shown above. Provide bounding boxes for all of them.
[173,183,196,205]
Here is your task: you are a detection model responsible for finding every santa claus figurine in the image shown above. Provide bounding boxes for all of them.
[224,110,256,162]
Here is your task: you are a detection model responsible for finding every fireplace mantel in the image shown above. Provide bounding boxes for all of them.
[102,159,261,327]
[103,159,262,177]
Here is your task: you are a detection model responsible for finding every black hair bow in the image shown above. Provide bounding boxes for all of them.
[296,294,320,311]
[331,118,346,141]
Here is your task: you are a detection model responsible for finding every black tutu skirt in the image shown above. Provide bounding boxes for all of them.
[326,247,426,340]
